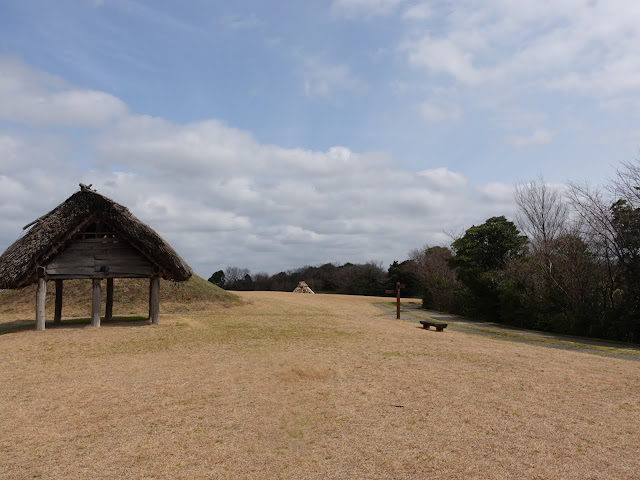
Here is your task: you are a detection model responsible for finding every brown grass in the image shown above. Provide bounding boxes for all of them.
[0,291,638,479]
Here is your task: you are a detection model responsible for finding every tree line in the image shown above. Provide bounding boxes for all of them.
[209,159,640,343]
[208,261,390,296]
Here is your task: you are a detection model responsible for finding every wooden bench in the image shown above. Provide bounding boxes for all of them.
[419,320,448,332]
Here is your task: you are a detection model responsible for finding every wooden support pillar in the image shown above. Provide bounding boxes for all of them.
[91,279,102,327]
[105,278,114,322]
[54,280,63,325]
[150,275,160,325]
[36,274,46,331]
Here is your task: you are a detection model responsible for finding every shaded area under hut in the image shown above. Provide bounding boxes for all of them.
[0,184,192,330]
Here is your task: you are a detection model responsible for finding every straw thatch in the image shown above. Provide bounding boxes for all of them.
[0,185,192,289]
[292,281,314,294]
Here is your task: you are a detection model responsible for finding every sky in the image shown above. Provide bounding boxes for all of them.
[1,0,640,278]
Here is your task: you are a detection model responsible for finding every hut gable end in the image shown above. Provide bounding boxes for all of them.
[45,222,155,280]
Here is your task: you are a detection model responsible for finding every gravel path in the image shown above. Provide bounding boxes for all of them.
[375,301,640,362]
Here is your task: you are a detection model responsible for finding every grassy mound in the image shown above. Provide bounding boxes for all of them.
[0,275,241,321]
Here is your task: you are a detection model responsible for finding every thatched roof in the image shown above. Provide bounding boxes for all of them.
[0,185,193,289]
[293,281,314,294]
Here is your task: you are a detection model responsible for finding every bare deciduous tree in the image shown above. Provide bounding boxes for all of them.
[224,266,251,287]
[567,159,640,311]
[611,158,640,206]
[515,175,568,250]
[566,182,618,262]
[409,245,459,311]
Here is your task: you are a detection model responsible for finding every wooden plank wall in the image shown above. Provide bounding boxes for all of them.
[45,237,155,278]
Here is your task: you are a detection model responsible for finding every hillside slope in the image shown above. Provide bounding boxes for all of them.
[0,275,240,321]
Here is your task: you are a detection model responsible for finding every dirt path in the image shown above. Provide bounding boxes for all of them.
[375,301,640,361]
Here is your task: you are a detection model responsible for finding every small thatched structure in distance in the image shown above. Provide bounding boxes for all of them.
[293,281,314,294]
[0,184,193,330]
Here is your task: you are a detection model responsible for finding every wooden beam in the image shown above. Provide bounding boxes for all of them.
[91,279,102,327]
[150,275,160,325]
[105,278,114,322]
[36,275,46,331]
[45,264,155,277]
[54,280,63,324]
[45,273,151,280]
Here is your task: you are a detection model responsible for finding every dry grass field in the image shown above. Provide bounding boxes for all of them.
[1,291,639,479]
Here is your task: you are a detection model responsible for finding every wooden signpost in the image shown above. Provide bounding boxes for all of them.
[385,282,404,319]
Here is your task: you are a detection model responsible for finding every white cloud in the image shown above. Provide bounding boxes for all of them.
[97,117,262,175]
[0,55,127,127]
[509,129,553,149]
[476,182,516,206]
[300,56,365,99]
[400,0,640,102]
[0,135,81,242]
[96,116,384,179]
[547,55,640,97]
[402,2,431,21]
[0,135,22,171]
[417,168,467,189]
[405,36,483,85]
[331,0,405,18]
[417,101,461,122]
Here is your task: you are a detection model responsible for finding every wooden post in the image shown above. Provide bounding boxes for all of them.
[91,279,102,327]
[396,281,401,320]
[36,274,46,331]
[150,275,160,325]
[54,280,63,325]
[105,278,114,322]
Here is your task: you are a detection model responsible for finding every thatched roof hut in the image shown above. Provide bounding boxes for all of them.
[293,281,314,294]
[0,184,193,329]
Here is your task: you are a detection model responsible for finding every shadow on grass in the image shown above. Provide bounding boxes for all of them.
[0,316,151,335]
